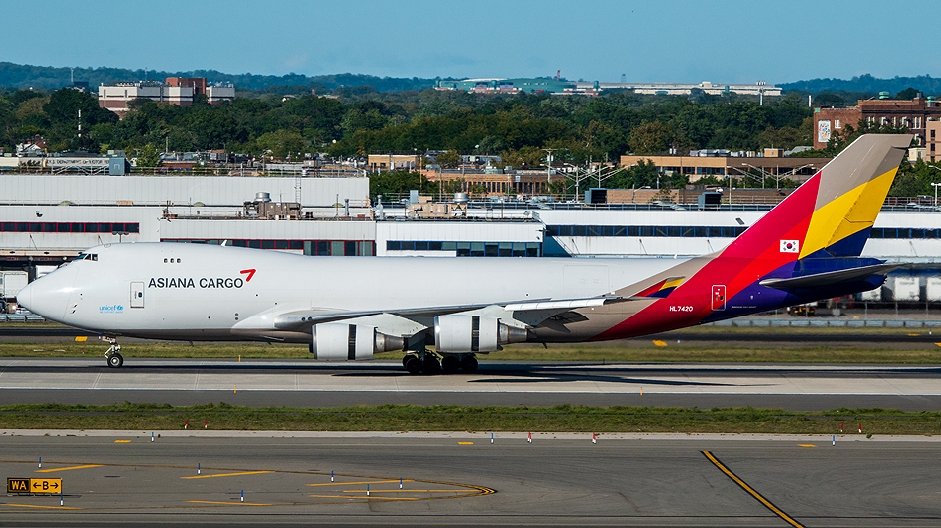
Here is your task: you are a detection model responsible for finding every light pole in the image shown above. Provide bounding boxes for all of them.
[541,148,557,184]
[727,172,733,206]
[929,166,941,207]
[740,162,769,189]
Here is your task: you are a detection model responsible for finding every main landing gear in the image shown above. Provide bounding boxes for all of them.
[102,336,124,368]
[402,351,478,375]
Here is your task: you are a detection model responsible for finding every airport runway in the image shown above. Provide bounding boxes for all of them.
[1,433,939,526]
[2,358,941,410]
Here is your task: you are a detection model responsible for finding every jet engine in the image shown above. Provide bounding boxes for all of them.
[434,315,528,353]
[311,322,405,360]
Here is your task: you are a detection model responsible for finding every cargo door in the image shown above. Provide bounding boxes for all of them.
[130,281,145,309]
[711,284,727,311]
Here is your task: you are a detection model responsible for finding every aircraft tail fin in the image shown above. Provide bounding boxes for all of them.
[594,134,912,340]
[721,134,912,261]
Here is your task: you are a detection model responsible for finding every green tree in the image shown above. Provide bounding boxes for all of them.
[501,146,545,169]
[890,160,939,197]
[42,89,116,151]
[135,143,161,169]
[435,149,460,168]
[255,129,309,160]
[606,159,661,189]
[756,116,813,149]
[369,170,421,198]
[814,93,845,107]
[895,87,919,100]
[628,121,673,154]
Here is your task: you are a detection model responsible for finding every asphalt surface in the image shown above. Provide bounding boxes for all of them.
[2,359,941,410]
[1,434,939,526]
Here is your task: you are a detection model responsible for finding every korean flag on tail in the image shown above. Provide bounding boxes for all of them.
[779,239,800,253]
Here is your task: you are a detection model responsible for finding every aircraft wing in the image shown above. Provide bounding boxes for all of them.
[270,294,636,332]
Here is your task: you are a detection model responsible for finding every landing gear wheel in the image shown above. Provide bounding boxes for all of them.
[440,355,460,374]
[107,352,124,368]
[421,354,441,374]
[459,355,478,372]
[103,337,123,368]
[403,355,422,375]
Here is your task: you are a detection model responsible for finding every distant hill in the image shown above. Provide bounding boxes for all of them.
[0,62,436,93]
[781,74,941,96]
[7,63,939,98]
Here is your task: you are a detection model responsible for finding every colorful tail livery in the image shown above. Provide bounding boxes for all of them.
[598,133,913,339]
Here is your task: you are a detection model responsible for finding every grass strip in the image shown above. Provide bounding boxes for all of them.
[0,403,939,435]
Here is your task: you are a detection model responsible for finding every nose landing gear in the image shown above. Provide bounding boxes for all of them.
[101,336,124,368]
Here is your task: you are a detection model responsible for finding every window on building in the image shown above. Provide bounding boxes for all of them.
[0,221,139,233]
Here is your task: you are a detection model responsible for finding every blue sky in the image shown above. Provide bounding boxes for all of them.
[5,0,936,83]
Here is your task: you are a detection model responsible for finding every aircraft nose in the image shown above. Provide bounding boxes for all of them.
[16,270,74,320]
[17,281,33,311]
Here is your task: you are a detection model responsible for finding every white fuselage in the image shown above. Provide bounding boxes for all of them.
[20,243,683,342]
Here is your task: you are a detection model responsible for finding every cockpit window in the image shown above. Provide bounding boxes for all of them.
[75,253,98,261]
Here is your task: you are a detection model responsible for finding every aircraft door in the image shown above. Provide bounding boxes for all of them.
[711,285,726,311]
[130,281,145,309]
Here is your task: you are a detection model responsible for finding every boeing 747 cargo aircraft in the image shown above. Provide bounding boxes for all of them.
[18,134,913,373]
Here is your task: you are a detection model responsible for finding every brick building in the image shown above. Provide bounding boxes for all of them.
[98,77,234,115]
[814,97,941,149]
[927,120,941,163]
[166,77,207,96]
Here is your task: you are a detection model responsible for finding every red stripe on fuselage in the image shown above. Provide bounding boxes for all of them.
[594,174,822,340]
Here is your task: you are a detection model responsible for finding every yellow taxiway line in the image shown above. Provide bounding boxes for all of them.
[181,470,273,480]
[702,450,804,528]
[36,464,103,473]
[309,494,418,501]
[1,503,82,510]
[306,479,412,487]
[185,500,272,507]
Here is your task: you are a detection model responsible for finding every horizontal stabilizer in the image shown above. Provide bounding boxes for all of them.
[758,263,901,291]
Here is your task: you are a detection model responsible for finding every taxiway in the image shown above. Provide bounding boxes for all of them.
[1,358,940,410]
[0,432,939,526]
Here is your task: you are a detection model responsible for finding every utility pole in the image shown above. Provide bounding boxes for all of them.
[541,148,558,184]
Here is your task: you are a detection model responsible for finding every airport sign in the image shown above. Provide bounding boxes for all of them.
[6,477,62,494]
[31,478,62,494]
[7,477,29,493]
